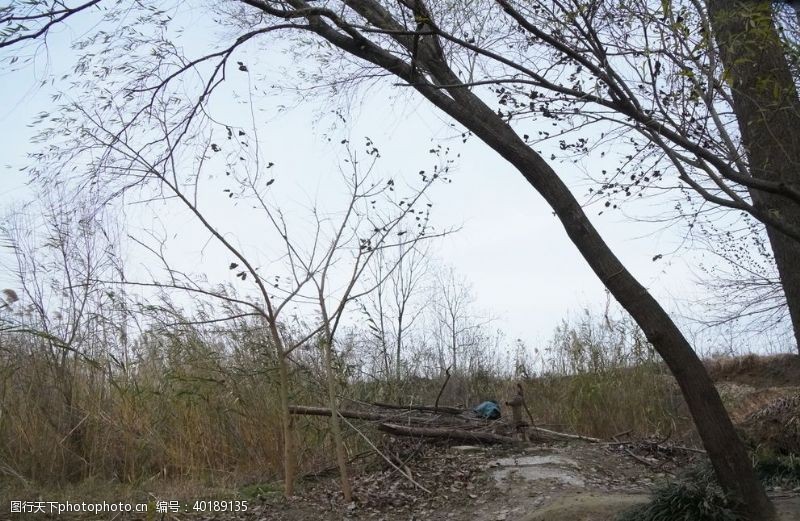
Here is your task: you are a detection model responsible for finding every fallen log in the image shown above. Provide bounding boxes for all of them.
[288,405,387,422]
[290,404,601,444]
[378,422,520,445]
[371,402,464,415]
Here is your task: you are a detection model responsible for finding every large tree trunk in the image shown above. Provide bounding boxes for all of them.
[465,107,777,521]
[706,0,800,353]
[260,1,777,517]
[391,35,777,520]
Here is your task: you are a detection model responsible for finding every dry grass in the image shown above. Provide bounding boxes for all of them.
[2,307,792,503]
[706,353,800,388]
[524,366,682,438]
[0,329,314,492]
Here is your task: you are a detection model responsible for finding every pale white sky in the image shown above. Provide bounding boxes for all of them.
[0,2,786,355]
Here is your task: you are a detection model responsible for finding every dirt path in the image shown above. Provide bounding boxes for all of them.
[425,443,654,521]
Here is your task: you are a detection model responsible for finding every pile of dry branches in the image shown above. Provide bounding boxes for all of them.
[289,402,601,446]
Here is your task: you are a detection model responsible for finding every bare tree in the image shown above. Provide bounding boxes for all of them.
[360,242,430,399]
[0,190,127,480]
[18,76,446,497]
[430,267,482,377]
[280,152,443,501]
[194,2,774,516]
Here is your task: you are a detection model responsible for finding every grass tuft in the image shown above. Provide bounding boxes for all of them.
[617,464,744,521]
[755,452,800,488]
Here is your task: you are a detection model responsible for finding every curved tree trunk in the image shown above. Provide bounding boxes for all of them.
[259,2,777,517]
[245,0,777,517]
[459,101,777,521]
[706,0,800,353]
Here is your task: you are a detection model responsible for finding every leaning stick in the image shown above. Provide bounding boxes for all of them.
[517,383,537,429]
[434,366,452,411]
[339,414,432,494]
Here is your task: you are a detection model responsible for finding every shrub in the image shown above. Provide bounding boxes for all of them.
[617,464,744,521]
[755,452,800,488]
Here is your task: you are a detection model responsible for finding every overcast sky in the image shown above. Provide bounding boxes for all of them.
[0,2,787,356]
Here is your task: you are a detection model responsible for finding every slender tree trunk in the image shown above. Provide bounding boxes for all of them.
[318,294,353,502]
[707,0,800,353]
[276,353,295,497]
[320,338,353,502]
[451,318,457,375]
[268,322,296,497]
[395,316,403,382]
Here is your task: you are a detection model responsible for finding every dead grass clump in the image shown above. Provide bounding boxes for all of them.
[706,353,800,388]
[741,392,800,455]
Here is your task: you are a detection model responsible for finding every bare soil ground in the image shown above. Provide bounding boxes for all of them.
[21,439,779,520]
[256,440,799,521]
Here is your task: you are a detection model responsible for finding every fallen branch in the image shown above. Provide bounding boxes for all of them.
[528,426,601,443]
[371,402,463,415]
[671,445,706,454]
[602,438,706,454]
[301,450,374,481]
[623,446,659,467]
[291,404,599,444]
[611,429,633,440]
[616,445,676,476]
[289,405,386,422]
[378,422,520,445]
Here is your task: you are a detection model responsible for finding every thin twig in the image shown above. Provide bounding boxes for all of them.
[339,414,432,494]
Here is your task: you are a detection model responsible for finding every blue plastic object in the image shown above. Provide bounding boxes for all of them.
[473,400,501,420]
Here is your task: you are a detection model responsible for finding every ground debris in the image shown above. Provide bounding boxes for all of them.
[265,440,492,519]
[259,439,800,521]
[602,436,703,474]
